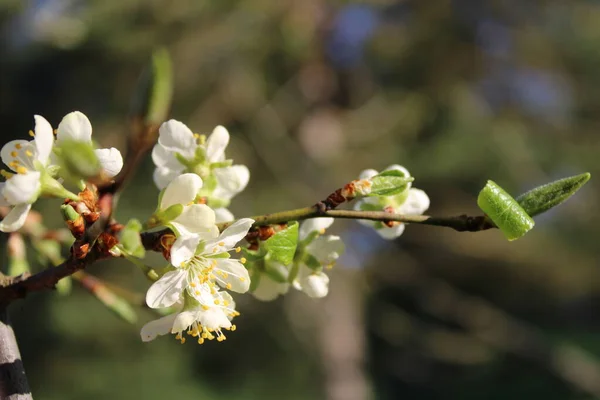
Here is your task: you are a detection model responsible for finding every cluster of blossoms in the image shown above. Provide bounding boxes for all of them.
[354,165,430,239]
[0,113,432,346]
[0,111,123,232]
[142,120,254,344]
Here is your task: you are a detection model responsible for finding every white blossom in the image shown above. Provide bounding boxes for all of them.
[154,173,217,237]
[354,165,430,239]
[141,292,239,344]
[145,218,254,309]
[55,111,123,178]
[0,115,54,231]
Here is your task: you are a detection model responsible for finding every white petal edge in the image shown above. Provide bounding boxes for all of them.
[145,269,187,308]
[214,208,234,223]
[206,125,230,163]
[170,204,216,236]
[359,168,379,180]
[95,148,123,178]
[0,203,32,232]
[151,143,183,170]
[252,275,289,301]
[160,173,203,209]
[56,111,92,144]
[306,235,345,265]
[376,223,406,240]
[140,314,177,342]
[299,217,334,241]
[213,165,250,198]
[33,115,54,165]
[204,218,254,253]
[170,235,201,268]
[157,120,197,158]
[153,167,183,190]
[399,188,430,215]
[3,172,41,204]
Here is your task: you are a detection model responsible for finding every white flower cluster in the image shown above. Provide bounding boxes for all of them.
[354,165,430,239]
[252,218,345,301]
[0,111,123,232]
[142,120,253,344]
[151,121,249,222]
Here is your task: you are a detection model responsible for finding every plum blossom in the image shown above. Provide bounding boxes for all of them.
[55,111,123,178]
[151,121,249,220]
[354,165,430,239]
[145,218,254,309]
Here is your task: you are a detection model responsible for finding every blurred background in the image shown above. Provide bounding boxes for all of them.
[1,0,600,399]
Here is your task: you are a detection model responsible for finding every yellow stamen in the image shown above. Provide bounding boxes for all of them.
[28,130,35,137]
[10,151,17,157]
[235,247,241,253]
[15,144,22,150]
[240,257,247,264]
[218,241,225,246]
[239,277,245,282]
[16,166,27,175]
[226,283,232,290]
[231,325,237,331]
[214,299,220,305]
[197,338,205,344]
[319,228,326,235]
[25,150,33,157]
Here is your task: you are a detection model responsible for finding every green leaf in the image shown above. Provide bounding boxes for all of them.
[262,222,299,266]
[303,253,321,270]
[477,180,535,241]
[369,175,414,197]
[159,204,184,223]
[516,173,591,217]
[131,48,173,125]
[242,248,266,262]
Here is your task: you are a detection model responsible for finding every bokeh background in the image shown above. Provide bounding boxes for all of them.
[1,0,600,399]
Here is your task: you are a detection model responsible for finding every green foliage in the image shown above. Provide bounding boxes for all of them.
[477,180,535,241]
[120,219,146,258]
[369,171,414,197]
[55,140,101,181]
[131,48,173,125]
[516,173,591,217]
[261,222,299,266]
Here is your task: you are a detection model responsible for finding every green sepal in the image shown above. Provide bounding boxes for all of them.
[211,160,233,169]
[60,204,80,223]
[242,247,266,262]
[119,219,146,258]
[54,140,101,181]
[249,264,262,292]
[261,222,299,266]
[369,173,414,197]
[303,253,322,270]
[477,180,535,241]
[516,173,591,217]
[158,203,184,222]
[263,259,290,283]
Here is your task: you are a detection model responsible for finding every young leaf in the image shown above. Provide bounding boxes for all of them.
[477,180,534,241]
[120,219,146,258]
[369,174,414,197]
[516,173,591,217]
[262,222,299,266]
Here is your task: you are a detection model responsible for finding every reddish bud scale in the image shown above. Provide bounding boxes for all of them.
[160,234,176,260]
[72,241,90,259]
[382,206,401,228]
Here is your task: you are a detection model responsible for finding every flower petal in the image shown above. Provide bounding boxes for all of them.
[157,120,197,158]
[33,115,54,165]
[214,208,234,223]
[56,111,92,143]
[294,266,329,298]
[170,204,216,236]
[160,173,203,209]
[153,167,182,190]
[140,314,177,342]
[145,269,187,308]
[200,307,232,330]
[95,148,123,178]
[0,203,31,232]
[306,235,344,265]
[213,259,251,293]
[299,218,334,241]
[0,183,9,206]
[151,143,182,169]
[170,235,201,267]
[359,168,379,180]
[171,311,196,334]
[252,275,289,301]
[213,165,250,199]
[1,140,36,172]
[376,223,406,240]
[206,125,229,163]
[204,218,254,253]
[399,188,430,215]
[3,172,41,204]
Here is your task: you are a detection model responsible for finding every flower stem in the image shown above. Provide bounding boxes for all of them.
[216,206,494,233]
